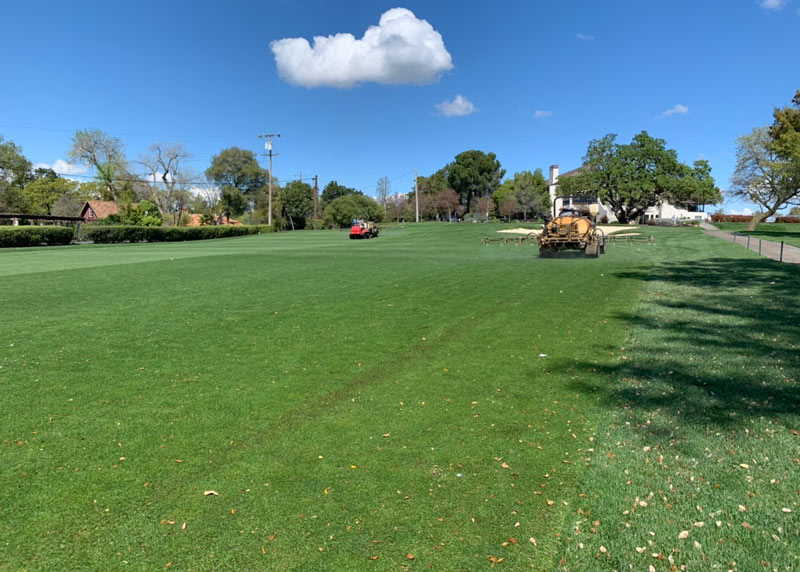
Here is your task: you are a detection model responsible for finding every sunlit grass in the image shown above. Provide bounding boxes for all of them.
[1,224,797,570]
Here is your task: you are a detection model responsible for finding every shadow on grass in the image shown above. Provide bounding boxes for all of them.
[564,257,800,434]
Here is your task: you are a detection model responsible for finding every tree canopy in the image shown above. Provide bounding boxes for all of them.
[280,180,314,230]
[323,194,383,227]
[0,135,32,212]
[447,150,505,213]
[494,169,550,220]
[558,131,719,223]
[68,129,127,204]
[205,147,268,196]
[321,180,361,204]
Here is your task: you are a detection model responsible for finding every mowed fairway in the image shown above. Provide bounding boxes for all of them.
[1,224,798,571]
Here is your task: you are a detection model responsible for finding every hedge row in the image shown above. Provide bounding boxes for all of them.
[80,225,273,244]
[0,226,75,247]
[710,214,754,222]
[774,217,800,223]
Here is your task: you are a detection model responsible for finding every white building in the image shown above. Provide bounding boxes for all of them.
[547,164,711,223]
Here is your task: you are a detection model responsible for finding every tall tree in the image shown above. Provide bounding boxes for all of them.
[321,180,361,204]
[416,167,450,196]
[68,129,127,205]
[447,150,505,213]
[138,143,191,220]
[280,180,314,230]
[730,126,800,230]
[495,169,551,220]
[0,136,33,212]
[375,176,391,208]
[323,194,383,227]
[205,147,268,197]
[559,132,715,224]
[435,188,461,220]
[22,175,79,215]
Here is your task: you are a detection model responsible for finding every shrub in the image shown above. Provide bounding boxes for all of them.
[710,214,754,223]
[0,226,75,247]
[81,225,273,244]
[775,216,800,223]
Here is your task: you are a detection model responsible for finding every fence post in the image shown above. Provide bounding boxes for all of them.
[780,241,784,262]
[759,239,762,255]
[747,235,751,250]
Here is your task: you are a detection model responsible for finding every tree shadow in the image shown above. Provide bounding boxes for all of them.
[562,257,800,441]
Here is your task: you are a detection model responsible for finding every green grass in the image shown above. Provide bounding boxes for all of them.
[712,222,800,248]
[1,224,798,570]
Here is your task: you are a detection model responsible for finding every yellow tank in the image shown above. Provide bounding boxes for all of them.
[538,208,605,257]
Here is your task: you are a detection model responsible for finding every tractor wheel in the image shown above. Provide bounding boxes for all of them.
[538,246,552,258]
[585,241,599,257]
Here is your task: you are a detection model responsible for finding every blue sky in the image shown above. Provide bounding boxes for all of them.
[1,0,798,213]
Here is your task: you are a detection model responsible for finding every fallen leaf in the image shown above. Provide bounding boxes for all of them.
[174,459,183,463]
[500,463,510,469]
[529,537,537,546]
[203,490,218,496]
[382,433,390,438]
[546,500,555,506]
[181,522,186,530]
[678,530,689,540]
[509,537,518,544]
[782,508,792,513]
[742,522,752,529]
[230,508,236,515]
[406,553,414,560]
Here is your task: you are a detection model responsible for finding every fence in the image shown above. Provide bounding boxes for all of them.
[732,232,787,262]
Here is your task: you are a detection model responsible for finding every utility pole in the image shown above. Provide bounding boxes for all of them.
[258,133,280,226]
[313,175,319,230]
[414,168,419,223]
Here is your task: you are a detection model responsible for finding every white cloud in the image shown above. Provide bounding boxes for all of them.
[434,94,477,117]
[659,104,689,118]
[758,0,787,10]
[576,33,594,41]
[533,110,553,120]
[270,8,453,88]
[34,159,89,179]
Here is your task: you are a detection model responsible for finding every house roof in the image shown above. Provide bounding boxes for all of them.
[559,166,586,179]
[81,201,120,219]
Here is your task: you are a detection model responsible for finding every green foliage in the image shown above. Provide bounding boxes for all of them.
[494,169,550,219]
[447,150,505,212]
[205,147,268,196]
[770,89,800,162]
[731,126,800,229]
[320,180,361,204]
[280,180,314,230]
[416,168,449,196]
[81,224,272,243]
[560,132,717,223]
[0,226,75,247]
[323,194,383,227]
[22,176,79,215]
[0,135,33,212]
[68,129,127,203]
[220,185,248,217]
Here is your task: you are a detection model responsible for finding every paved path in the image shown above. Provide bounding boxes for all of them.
[700,221,800,265]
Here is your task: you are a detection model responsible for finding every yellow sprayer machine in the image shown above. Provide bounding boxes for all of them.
[538,207,605,257]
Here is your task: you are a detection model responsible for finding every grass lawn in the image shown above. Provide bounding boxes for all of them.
[712,222,800,248]
[1,224,798,570]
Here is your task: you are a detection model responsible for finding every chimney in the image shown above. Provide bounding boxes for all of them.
[549,164,559,186]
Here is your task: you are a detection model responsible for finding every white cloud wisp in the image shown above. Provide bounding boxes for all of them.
[576,33,594,41]
[758,0,787,11]
[33,159,89,179]
[434,95,477,117]
[659,104,689,118]
[533,110,553,120]
[270,8,453,88]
